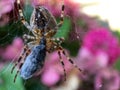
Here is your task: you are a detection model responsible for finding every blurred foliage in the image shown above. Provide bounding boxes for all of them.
[0,21,26,46]
[0,64,25,90]
[113,31,120,71]
[24,4,34,21]
[0,4,33,46]
[62,41,80,56]
[114,30,120,41]
[114,58,120,71]
[54,18,72,39]
[25,79,48,90]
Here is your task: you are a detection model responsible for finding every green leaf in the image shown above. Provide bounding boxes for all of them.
[0,21,26,46]
[113,59,120,71]
[114,31,120,41]
[54,18,72,39]
[24,4,34,21]
[0,64,25,90]
[62,41,80,56]
[25,79,48,90]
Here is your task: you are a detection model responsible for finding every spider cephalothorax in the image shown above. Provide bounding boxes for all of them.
[11,0,82,82]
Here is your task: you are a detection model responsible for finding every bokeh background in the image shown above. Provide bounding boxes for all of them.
[0,0,120,90]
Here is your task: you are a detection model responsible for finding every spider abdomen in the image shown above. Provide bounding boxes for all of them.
[20,39,46,80]
[30,6,57,33]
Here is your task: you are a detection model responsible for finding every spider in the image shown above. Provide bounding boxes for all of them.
[11,0,82,82]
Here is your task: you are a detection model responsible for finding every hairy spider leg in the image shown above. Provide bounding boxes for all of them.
[17,0,32,31]
[54,37,65,45]
[45,31,67,80]
[62,49,82,72]
[11,45,29,74]
[12,32,41,82]
[57,0,65,27]
[23,34,36,42]
[58,50,66,81]
[13,48,31,83]
[22,28,44,46]
[44,29,67,80]
[23,34,36,40]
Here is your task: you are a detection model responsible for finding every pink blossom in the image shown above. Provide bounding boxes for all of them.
[41,68,60,86]
[31,0,62,16]
[0,14,9,26]
[95,68,120,90]
[41,51,72,86]
[83,28,120,64]
[31,0,81,17]
[0,48,4,56]
[69,15,100,42]
[2,37,24,60]
[75,47,109,74]
[0,0,15,17]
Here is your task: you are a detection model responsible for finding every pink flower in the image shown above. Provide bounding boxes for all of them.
[41,68,60,87]
[83,28,120,64]
[41,51,72,86]
[2,37,24,60]
[0,0,15,17]
[31,0,62,16]
[31,0,81,17]
[0,14,9,26]
[75,47,109,74]
[69,15,100,42]
[95,68,120,90]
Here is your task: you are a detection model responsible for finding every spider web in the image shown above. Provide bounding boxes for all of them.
[0,1,32,47]
[0,1,33,90]
[0,0,84,90]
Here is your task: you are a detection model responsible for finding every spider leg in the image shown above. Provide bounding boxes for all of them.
[52,39,67,80]
[23,34,36,40]
[58,49,66,81]
[61,48,82,72]
[44,30,56,38]
[12,40,37,82]
[11,45,28,74]
[23,34,36,42]
[17,0,32,31]
[13,48,31,83]
[52,37,65,45]
[13,38,44,82]
[57,0,65,27]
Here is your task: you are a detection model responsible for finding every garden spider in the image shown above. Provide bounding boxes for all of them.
[11,0,82,82]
